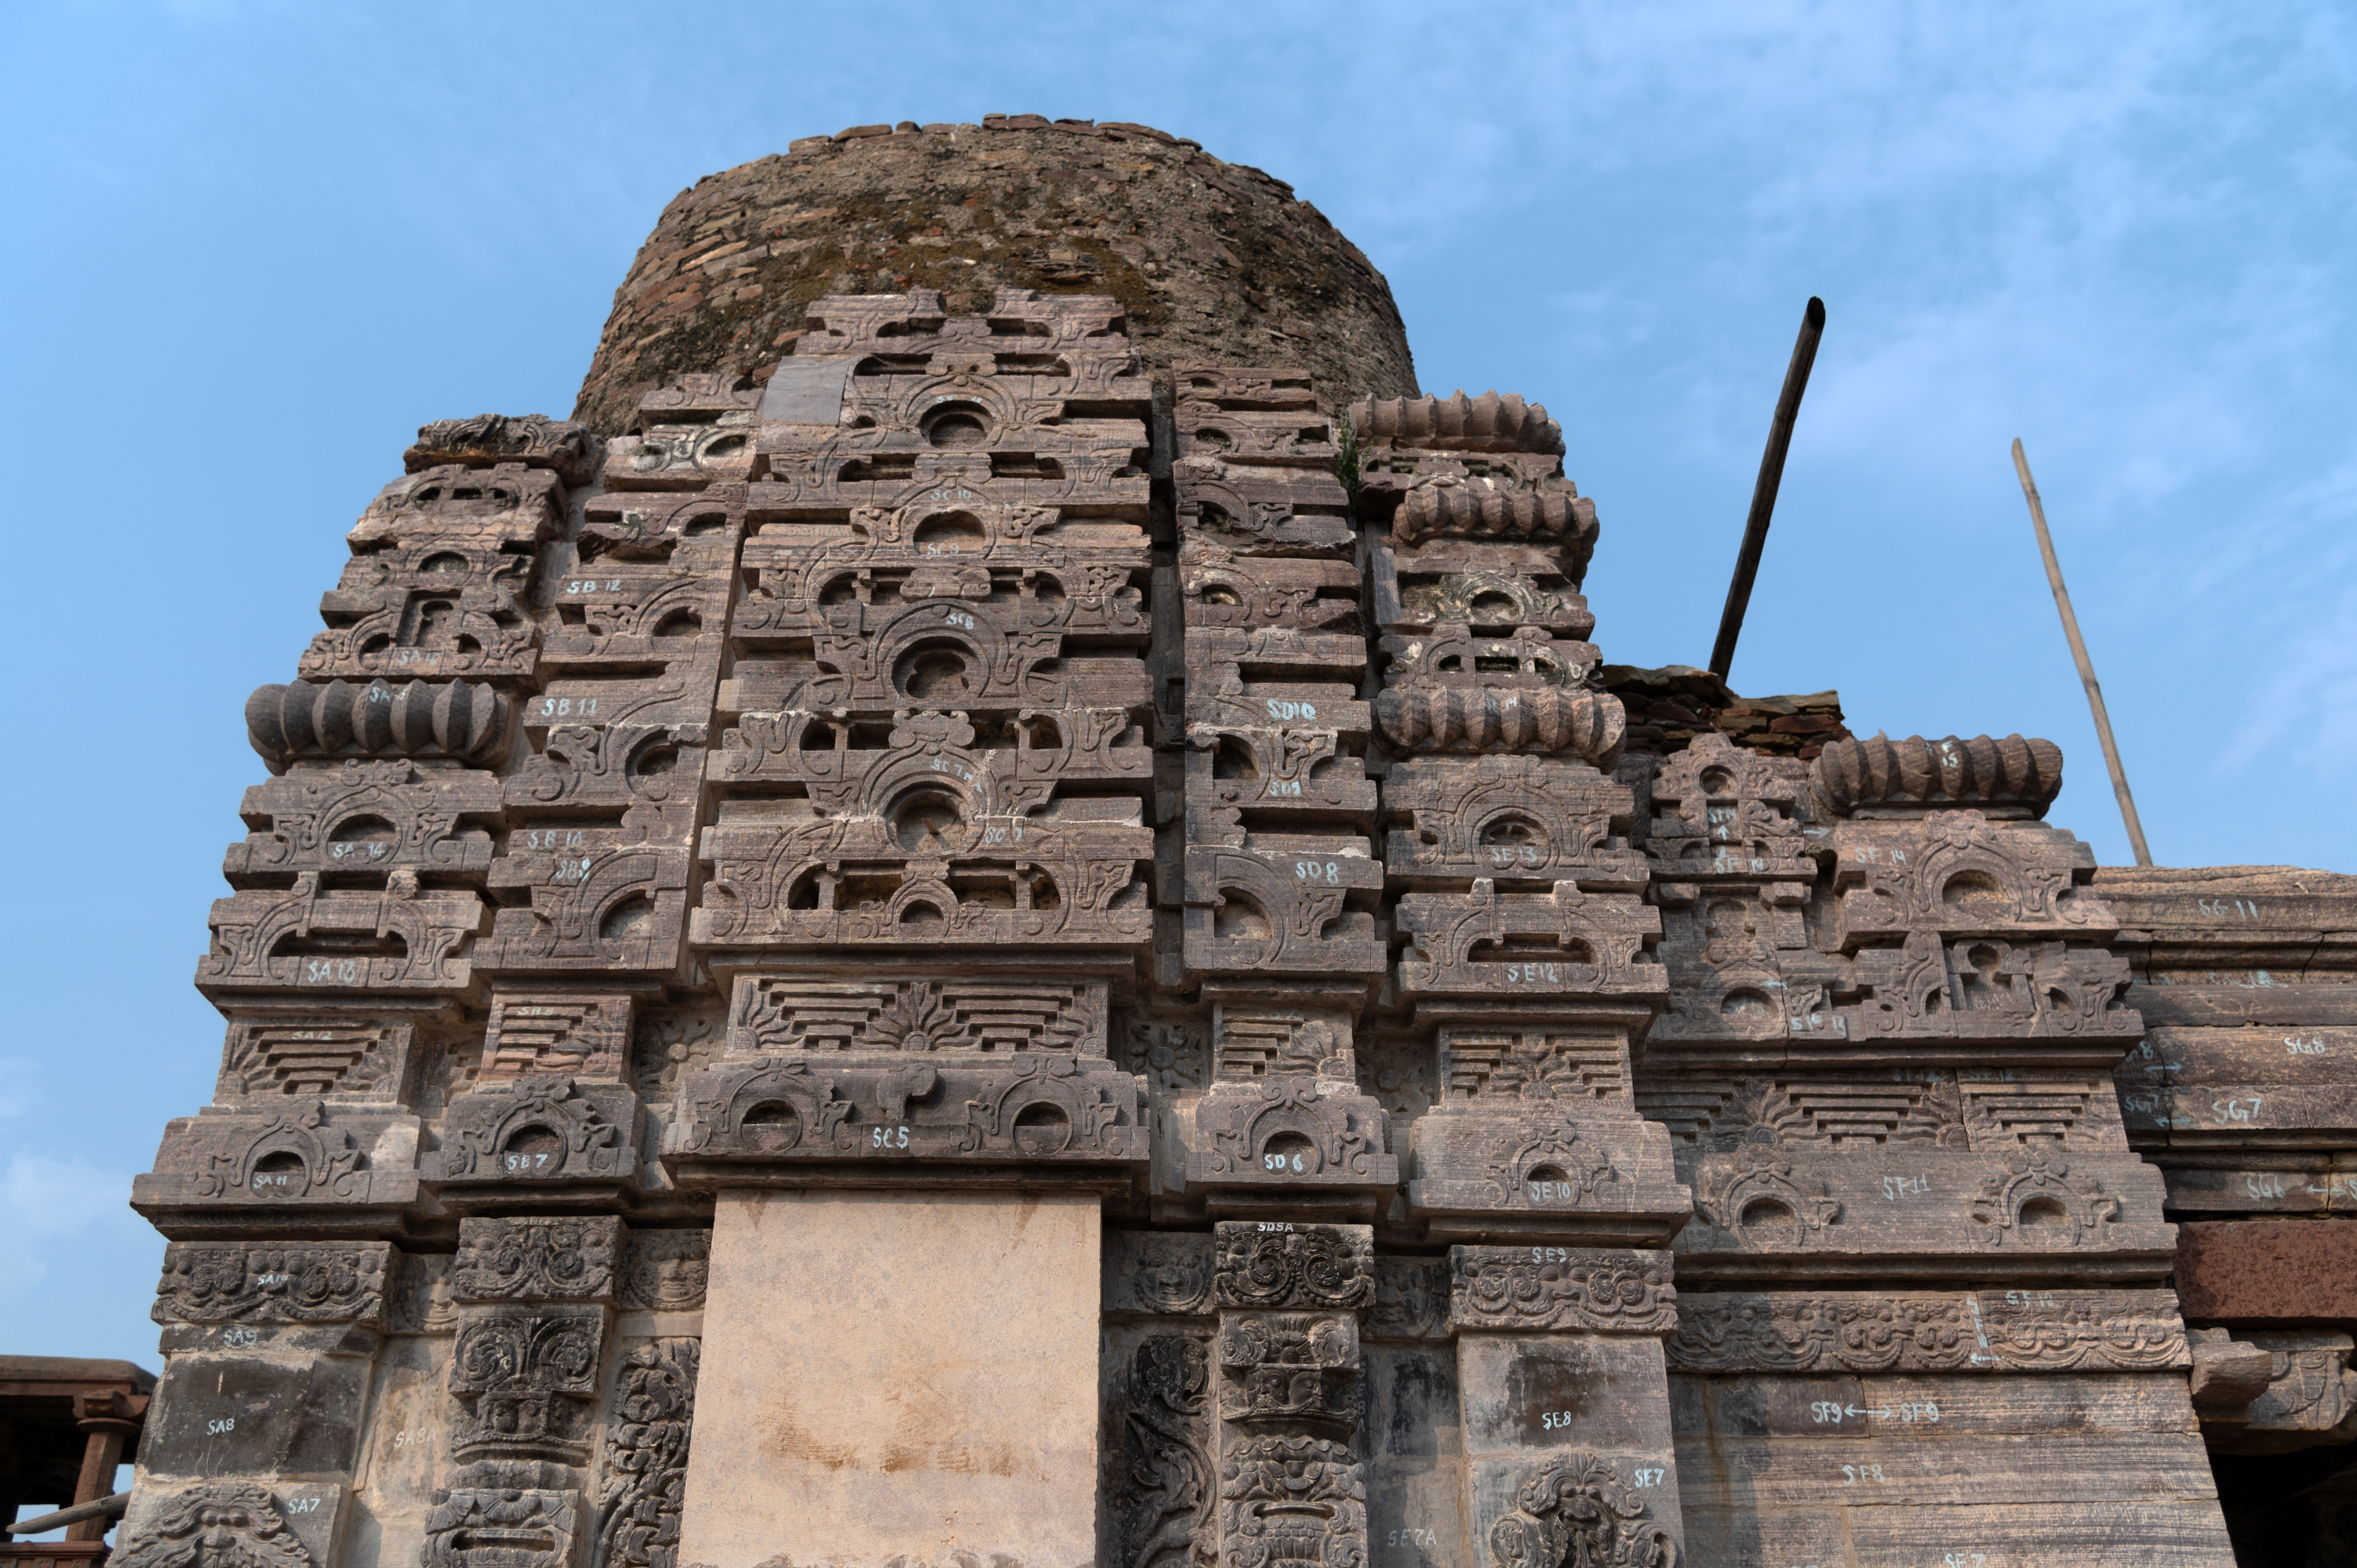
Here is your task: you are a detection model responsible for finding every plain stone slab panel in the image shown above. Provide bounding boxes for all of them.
[1667,1430,2219,1511]
[2174,1219,2357,1322]
[679,1190,1101,1568]
[1677,1506,1847,1568]
[1839,1500,2235,1566]
[1363,1345,1468,1568]
[341,1337,452,1568]
[141,1348,372,1478]
[1456,1331,1676,1454]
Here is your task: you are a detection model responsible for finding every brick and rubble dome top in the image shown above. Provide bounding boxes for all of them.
[571,116,1421,435]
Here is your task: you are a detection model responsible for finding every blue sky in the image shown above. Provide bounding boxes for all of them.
[0,2,2351,1370]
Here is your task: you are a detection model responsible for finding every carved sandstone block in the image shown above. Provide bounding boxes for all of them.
[1395,881,1664,1002]
[1663,1289,2191,1373]
[1180,838,1384,978]
[1448,1247,1678,1336]
[435,1077,642,1195]
[115,1483,344,1568]
[133,1100,422,1227]
[1383,754,1644,892]
[152,1241,390,1326]
[451,1217,622,1303]
[198,880,485,999]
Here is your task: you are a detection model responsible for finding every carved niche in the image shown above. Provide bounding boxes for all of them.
[477,842,694,976]
[727,514,1150,714]
[436,1074,641,1192]
[666,977,1146,1172]
[350,463,566,554]
[1180,830,1386,979]
[1831,812,2112,942]
[696,709,1154,951]
[1646,888,1850,1047]
[1182,626,1374,821]
[1408,1028,1689,1241]
[1180,539,1361,634]
[1643,733,1814,877]
[1184,1008,1397,1206]
[1383,754,1643,890]
[505,722,709,819]
[1176,456,1353,553]
[133,1096,422,1222]
[1847,929,2139,1044]
[221,761,502,883]
[606,418,758,491]
[198,872,486,998]
[1968,1148,2122,1249]
[540,567,733,675]
[1689,1144,1844,1253]
[302,540,541,684]
[1395,880,1665,1001]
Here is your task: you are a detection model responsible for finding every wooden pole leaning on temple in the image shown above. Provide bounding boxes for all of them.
[1709,295,1826,681]
[2012,437,2155,866]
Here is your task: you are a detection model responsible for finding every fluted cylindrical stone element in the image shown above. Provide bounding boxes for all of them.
[1373,684,1626,769]
[245,679,510,773]
[572,117,1419,433]
[1348,390,1564,454]
[1809,733,2065,818]
[1391,485,1600,572]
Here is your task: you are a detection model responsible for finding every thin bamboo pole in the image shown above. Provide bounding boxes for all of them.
[1710,296,1827,681]
[2011,438,2154,866]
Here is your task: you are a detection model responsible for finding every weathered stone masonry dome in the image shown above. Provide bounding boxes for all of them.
[108,117,2357,1568]
[573,114,1419,433]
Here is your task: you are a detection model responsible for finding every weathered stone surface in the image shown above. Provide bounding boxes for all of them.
[572,122,1417,434]
[679,1191,1099,1568]
[2175,1220,2357,1323]
[151,1242,390,1326]
[136,123,2357,1568]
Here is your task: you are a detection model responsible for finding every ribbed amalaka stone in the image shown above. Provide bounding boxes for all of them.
[571,117,1418,432]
